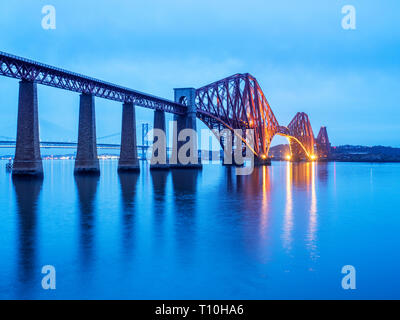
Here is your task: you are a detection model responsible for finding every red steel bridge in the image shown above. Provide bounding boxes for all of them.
[0,51,330,175]
[196,73,330,161]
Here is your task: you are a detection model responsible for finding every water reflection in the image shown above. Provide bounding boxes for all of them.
[260,166,271,237]
[171,169,199,264]
[2,160,362,299]
[291,162,314,189]
[151,171,169,240]
[74,175,100,269]
[285,162,320,261]
[235,166,272,263]
[171,169,199,194]
[237,166,271,199]
[225,167,234,193]
[12,176,43,296]
[118,172,139,258]
[283,162,293,252]
[151,171,169,204]
[317,162,329,185]
[307,162,318,261]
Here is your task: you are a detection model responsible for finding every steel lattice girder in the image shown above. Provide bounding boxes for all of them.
[0,51,186,115]
[316,126,330,145]
[195,73,280,156]
[0,51,329,158]
[287,112,316,158]
[316,126,331,158]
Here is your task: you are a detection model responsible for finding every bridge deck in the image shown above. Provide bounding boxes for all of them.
[0,51,186,115]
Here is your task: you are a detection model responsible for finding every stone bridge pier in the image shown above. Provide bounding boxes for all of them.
[74,93,100,174]
[118,102,139,172]
[12,80,43,176]
[170,88,202,169]
[150,109,168,170]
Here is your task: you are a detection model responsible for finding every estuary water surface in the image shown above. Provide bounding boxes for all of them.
[0,160,399,299]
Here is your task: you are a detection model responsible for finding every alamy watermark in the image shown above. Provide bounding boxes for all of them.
[40,5,356,31]
[148,123,257,176]
[341,5,356,30]
[41,5,56,30]
[341,265,356,290]
[41,265,56,290]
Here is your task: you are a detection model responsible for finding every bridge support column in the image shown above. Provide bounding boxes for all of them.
[12,80,43,176]
[170,88,202,169]
[150,109,169,170]
[118,102,139,172]
[74,93,100,174]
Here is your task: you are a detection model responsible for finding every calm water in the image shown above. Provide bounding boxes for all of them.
[0,160,399,299]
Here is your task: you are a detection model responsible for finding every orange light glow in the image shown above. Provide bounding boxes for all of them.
[310,154,317,161]
[261,154,267,160]
[286,155,291,161]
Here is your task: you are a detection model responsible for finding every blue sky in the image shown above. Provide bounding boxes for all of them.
[0,0,399,147]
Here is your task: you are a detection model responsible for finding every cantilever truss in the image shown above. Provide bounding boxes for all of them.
[196,73,280,157]
[316,126,331,159]
[0,51,186,115]
[195,74,325,160]
[286,112,316,160]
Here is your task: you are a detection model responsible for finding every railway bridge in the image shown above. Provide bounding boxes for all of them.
[0,51,330,176]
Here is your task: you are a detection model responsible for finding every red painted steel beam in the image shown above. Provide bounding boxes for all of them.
[195,74,327,160]
[286,112,316,160]
[195,73,280,157]
[316,126,331,158]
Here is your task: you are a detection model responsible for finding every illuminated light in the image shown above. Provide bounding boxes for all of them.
[286,155,291,161]
[310,154,317,161]
[261,154,267,160]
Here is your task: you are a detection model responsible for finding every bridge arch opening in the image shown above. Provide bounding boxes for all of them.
[267,134,292,161]
[267,131,317,162]
[274,133,316,161]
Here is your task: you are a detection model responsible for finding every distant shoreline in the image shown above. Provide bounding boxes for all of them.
[270,144,400,163]
[2,143,400,164]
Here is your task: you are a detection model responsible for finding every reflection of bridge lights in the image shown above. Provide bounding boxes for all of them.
[283,162,293,251]
[307,161,318,260]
